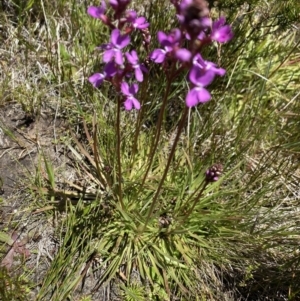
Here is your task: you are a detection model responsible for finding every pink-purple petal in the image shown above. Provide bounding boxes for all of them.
[131,97,141,109]
[197,31,206,40]
[121,82,130,95]
[103,49,115,63]
[104,61,117,77]
[175,48,192,62]
[206,62,226,76]
[109,0,118,8]
[193,53,206,68]
[87,6,105,18]
[211,17,233,43]
[196,87,211,103]
[180,0,193,11]
[117,33,130,48]
[135,17,146,24]
[110,29,120,45]
[201,17,212,28]
[125,52,133,63]
[115,50,124,65]
[129,83,139,94]
[212,17,226,30]
[177,14,184,23]
[157,31,168,45]
[124,99,133,110]
[137,22,149,29]
[124,95,140,110]
[126,10,137,22]
[134,17,149,29]
[186,89,199,107]
[172,28,181,43]
[150,49,166,63]
[134,68,143,82]
[126,50,138,63]
[212,25,233,43]
[189,67,215,86]
[89,73,105,87]
[186,87,211,107]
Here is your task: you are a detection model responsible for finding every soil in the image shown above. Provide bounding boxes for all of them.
[0,102,120,300]
[0,102,64,298]
[0,102,64,214]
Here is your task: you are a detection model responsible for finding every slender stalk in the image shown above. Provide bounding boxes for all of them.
[116,96,124,209]
[269,38,300,78]
[141,64,176,188]
[131,74,149,167]
[142,106,189,231]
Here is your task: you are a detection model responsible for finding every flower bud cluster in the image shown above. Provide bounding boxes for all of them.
[205,163,223,182]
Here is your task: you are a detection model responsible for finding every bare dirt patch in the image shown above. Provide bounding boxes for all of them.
[0,103,118,300]
[0,102,66,197]
[0,102,66,297]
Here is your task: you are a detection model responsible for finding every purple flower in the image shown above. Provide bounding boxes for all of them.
[192,54,226,78]
[89,73,105,88]
[185,54,226,106]
[211,17,233,43]
[87,1,106,18]
[150,48,167,64]
[88,61,117,87]
[125,10,137,22]
[121,82,140,110]
[126,10,149,29]
[150,29,181,63]
[133,16,149,29]
[186,65,215,107]
[125,50,148,82]
[101,29,130,65]
[159,29,181,48]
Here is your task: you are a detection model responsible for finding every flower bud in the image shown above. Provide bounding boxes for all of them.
[205,163,223,182]
[180,0,210,38]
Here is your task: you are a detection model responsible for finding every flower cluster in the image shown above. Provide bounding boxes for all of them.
[88,0,233,109]
[87,0,149,110]
[150,0,233,107]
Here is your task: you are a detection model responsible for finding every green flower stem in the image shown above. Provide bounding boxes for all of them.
[141,63,176,188]
[142,106,189,231]
[130,74,149,168]
[117,96,124,210]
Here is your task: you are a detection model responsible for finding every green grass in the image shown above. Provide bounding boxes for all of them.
[1,0,300,300]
